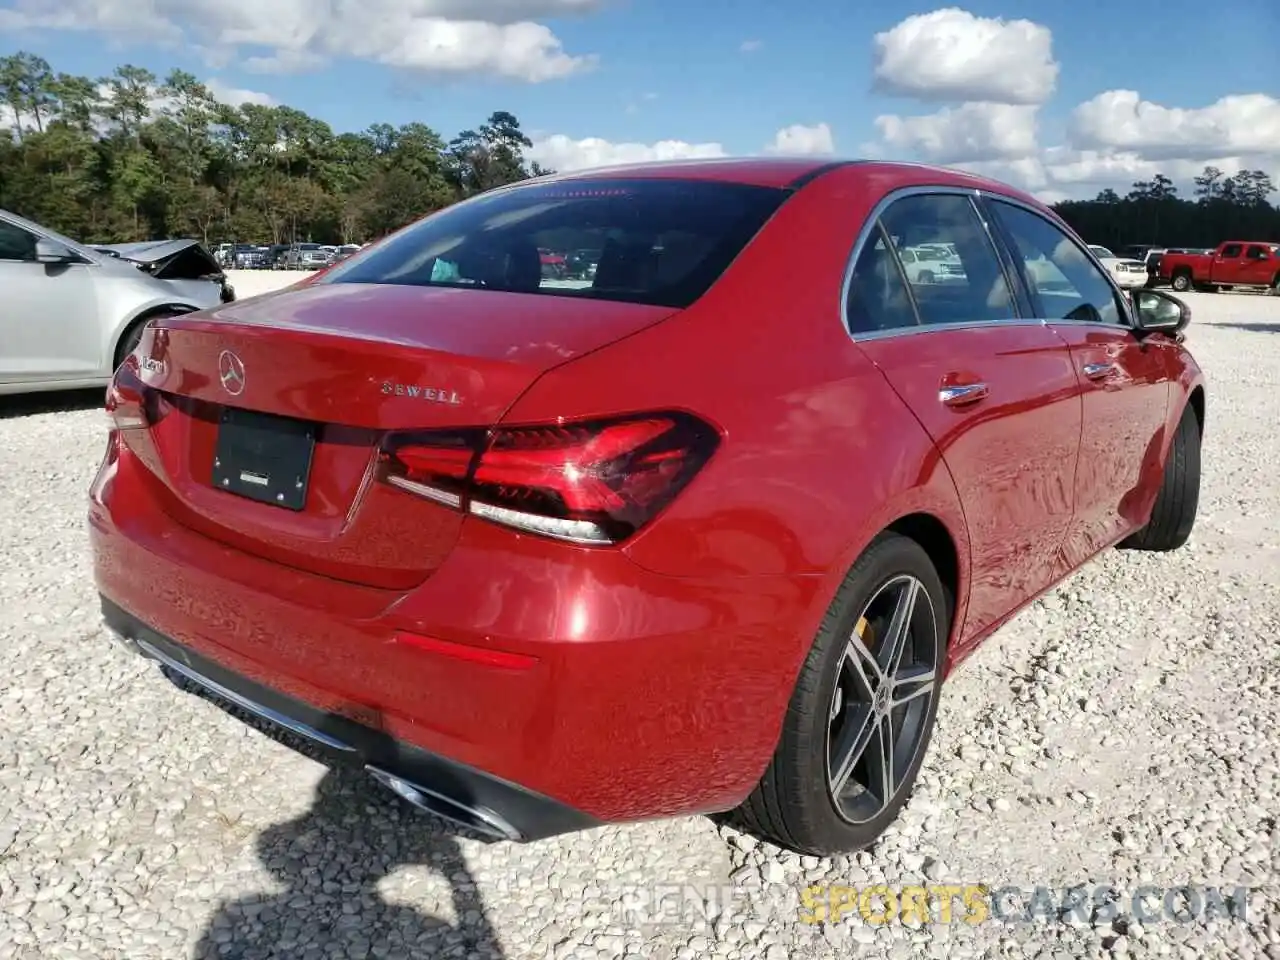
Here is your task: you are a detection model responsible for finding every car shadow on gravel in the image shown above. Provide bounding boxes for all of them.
[1216,322,1280,334]
[0,387,104,420]
[165,674,508,960]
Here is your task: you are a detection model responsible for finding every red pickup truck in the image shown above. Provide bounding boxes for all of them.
[1160,241,1280,294]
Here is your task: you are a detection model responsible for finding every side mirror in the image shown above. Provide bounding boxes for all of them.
[35,238,81,264]
[1130,288,1190,335]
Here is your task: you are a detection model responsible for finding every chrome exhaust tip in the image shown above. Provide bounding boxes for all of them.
[366,766,522,842]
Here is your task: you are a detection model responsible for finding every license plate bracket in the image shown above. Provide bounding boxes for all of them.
[211,407,316,511]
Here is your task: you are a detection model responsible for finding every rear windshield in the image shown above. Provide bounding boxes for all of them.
[318,178,790,308]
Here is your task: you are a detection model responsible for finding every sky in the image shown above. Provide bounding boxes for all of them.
[1,0,1278,202]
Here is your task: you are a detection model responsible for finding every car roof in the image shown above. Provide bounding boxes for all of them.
[523,157,1048,207]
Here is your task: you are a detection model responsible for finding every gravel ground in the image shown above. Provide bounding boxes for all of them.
[1,291,1278,960]
[224,270,317,299]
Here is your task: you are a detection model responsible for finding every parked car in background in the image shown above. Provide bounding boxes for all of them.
[1121,244,1162,262]
[1160,241,1280,294]
[0,209,229,396]
[284,243,332,270]
[93,158,1204,857]
[91,239,235,307]
[231,244,271,269]
[261,244,287,269]
[1087,245,1151,289]
[899,243,965,283]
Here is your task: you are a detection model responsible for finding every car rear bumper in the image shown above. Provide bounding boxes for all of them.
[101,596,596,842]
[1112,272,1149,289]
[89,435,819,829]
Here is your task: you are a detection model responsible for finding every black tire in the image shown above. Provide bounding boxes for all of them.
[918,270,935,284]
[1270,275,1280,297]
[1120,404,1201,552]
[730,532,949,855]
[1170,271,1192,292]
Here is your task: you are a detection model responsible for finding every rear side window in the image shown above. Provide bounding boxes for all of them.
[321,178,790,309]
[1220,244,1242,258]
[876,194,1016,326]
[845,228,919,334]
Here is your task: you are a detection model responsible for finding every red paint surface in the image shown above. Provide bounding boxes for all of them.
[89,159,1205,825]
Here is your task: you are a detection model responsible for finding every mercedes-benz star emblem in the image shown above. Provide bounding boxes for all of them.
[218,350,246,396]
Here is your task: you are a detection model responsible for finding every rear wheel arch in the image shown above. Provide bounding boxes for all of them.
[747,507,965,773]
[1187,385,1205,437]
[731,527,952,853]
[884,511,960,643]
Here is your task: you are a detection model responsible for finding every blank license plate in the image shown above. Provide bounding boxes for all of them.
[211,407,316,511]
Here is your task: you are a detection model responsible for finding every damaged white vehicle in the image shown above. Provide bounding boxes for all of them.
[0,209,234,397]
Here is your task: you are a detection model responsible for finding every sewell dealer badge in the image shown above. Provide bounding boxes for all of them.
[381,381,462,405]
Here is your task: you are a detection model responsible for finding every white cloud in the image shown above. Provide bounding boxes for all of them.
[528,123,840,173]
[740,39,763,53]
[0,0,600,83]
[867,82,1280,202]
[1067,90,1280,161]
[203,79,277,108]
[765,123,835,157]
[873,103,1038,163]
[527,134,727,171]
[872,8,1058,106]
[944,144,1278,205]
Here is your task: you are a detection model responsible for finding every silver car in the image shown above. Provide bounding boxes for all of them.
[1,209,232,397]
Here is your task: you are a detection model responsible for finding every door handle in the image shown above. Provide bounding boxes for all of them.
[1082,362,1115,381]
[939,382,989,407]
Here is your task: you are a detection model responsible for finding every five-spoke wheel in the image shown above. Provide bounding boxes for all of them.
[733,532,949,856]
[827,574,938,824]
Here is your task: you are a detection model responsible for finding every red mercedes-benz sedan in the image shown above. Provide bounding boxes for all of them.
[90,158,1205,856]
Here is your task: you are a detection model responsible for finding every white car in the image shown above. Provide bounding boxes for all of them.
[0,209,231,397]
[899,244,966,283]
[1088,244,1150,289]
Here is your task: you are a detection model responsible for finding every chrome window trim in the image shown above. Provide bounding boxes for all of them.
[839,184,1035,342]
[849,316,1048,344]
[980,194,1137,331]
[839,183,1139,342]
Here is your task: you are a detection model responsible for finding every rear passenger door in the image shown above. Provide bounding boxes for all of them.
[845,189,1083,645]
[1241,244,1277,287]
[982,197,1173,563]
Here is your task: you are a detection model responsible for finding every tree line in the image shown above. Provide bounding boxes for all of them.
[3,49,1278,251]
[0,51,550,246]
[1053,170,1279,252]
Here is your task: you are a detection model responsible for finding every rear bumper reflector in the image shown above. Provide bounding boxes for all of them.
[392,631,538,670]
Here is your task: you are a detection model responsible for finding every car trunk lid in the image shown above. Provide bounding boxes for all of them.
[122,282,680,589]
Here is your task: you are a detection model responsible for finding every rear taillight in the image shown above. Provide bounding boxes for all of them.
[105,361,169,431]
[379,412,719,545]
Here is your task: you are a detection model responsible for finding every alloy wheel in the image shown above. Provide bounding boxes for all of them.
[826,574,939,824]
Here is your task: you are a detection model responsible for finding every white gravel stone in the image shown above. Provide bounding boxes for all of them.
[1,291,1279,958]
